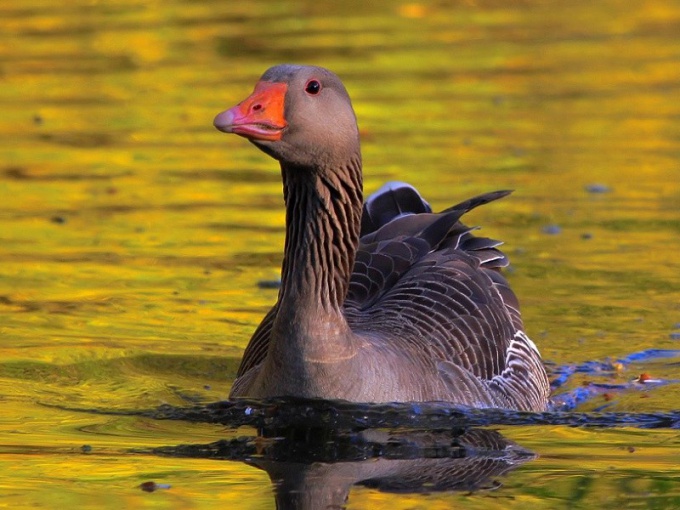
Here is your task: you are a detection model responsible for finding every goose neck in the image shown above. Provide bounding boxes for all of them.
[277,156,363,320]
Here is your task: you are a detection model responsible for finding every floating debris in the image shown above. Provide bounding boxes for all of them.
[635,373,655,384]
[139,481,171,493]
[585,184,612,194]
[638,373,650,382]
[542,225,562,235]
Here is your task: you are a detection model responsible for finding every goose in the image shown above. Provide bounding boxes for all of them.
[214,64,550,411]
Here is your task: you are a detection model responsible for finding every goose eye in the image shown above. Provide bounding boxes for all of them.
[305,79,321,95]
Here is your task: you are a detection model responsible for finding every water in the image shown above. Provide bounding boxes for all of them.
[1,0,679,508]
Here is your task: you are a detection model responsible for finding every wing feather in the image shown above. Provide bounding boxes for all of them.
[233,184,541,402]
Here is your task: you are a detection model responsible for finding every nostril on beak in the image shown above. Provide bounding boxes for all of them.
[252,103,262,112]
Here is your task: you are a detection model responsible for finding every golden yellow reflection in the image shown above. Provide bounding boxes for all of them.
[0,0,679,508]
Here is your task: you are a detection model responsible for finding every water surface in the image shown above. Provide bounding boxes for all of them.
[1,0,679,508]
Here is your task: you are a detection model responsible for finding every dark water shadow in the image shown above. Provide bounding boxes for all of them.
[146,395,678,508]
[44,391,680,507]
[151,396,680,430]
[155,426,534,509]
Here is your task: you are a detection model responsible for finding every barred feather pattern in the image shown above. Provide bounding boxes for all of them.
[232,177,549,411]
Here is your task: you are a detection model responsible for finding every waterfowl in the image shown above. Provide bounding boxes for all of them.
[214,64,550,411]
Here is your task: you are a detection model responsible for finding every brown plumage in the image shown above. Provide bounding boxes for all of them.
[214,64,550,411]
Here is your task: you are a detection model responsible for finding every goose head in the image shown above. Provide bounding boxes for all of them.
[214,64,361,169]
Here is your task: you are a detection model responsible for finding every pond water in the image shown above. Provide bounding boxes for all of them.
[1,0,679,508]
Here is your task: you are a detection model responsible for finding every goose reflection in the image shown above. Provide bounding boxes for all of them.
[157,425,535,509]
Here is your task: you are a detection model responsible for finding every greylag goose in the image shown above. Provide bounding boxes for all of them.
[214,65,550,411]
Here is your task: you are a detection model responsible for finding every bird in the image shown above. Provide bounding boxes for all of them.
[213,64,550,411]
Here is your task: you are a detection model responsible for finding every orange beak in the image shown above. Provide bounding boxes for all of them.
[214,81,288,141]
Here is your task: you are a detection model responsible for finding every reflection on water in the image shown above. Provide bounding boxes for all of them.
[158,426,535,509]
[53,395,679,508]
[1,0,680,508]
